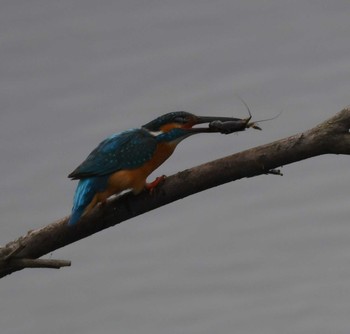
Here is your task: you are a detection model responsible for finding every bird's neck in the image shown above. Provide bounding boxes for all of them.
[154,129,192,145]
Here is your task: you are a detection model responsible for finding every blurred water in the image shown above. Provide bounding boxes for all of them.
[1,1,350,333]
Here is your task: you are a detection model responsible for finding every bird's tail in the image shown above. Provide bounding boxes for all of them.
[68,177,108,226]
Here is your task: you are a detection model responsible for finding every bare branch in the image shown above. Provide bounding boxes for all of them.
[1,107,349,278]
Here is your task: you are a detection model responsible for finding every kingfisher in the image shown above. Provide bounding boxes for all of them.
[68,111,241,226]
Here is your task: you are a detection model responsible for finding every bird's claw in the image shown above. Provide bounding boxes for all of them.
[146,175,166,193]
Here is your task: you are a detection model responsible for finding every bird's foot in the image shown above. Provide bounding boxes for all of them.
[146,175,166,193]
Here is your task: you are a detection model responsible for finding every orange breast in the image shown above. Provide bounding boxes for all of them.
[107,141,176,195]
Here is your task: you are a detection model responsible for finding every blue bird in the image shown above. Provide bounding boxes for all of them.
[68,111,239,225]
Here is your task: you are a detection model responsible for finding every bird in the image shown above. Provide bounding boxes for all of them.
[67,111,238,226]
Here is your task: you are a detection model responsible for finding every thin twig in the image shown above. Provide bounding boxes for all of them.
[7,258,71,269]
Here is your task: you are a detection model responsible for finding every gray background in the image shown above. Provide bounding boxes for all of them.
[1,1,350,333]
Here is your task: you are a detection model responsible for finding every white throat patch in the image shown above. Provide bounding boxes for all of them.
[148,130,164,136]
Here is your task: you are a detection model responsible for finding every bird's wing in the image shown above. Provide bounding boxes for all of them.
[68,128,157,179]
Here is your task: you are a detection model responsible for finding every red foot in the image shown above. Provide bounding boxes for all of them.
[145,175,166,193]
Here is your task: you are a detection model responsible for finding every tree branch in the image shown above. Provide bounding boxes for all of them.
[1,107,349,278]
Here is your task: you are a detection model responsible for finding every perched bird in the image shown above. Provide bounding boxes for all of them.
[68,111,238,225]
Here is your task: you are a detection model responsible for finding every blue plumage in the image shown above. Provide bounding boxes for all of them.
[69,129,157,179]
[68,176,109,226]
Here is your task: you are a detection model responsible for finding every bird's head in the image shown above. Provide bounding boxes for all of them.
[142,111,237,134]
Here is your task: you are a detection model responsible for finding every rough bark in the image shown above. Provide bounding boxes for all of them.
[1,107,349,278]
